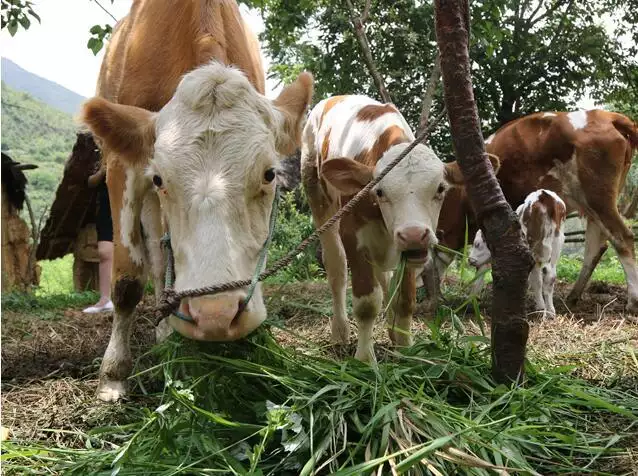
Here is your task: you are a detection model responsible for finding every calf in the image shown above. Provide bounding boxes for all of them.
[469,189,566,317]
[425,110,638,313]
[301,95,498,362]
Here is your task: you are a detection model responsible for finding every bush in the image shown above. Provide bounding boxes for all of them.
[268,191,323,283]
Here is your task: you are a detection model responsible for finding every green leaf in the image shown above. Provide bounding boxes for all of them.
[7,20,18,36]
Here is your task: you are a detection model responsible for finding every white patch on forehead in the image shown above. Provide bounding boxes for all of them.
[542,112,556,117]
[192,172,228,207]
[567,110,587,130]
[485,133,495,144]
[522,189,565,210]
[120,168,144,266]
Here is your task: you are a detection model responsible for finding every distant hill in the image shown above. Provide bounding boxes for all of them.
[1,58,86,115]
[1,82,78,220]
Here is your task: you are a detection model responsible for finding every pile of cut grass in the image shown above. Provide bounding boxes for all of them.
[3,323,637,475]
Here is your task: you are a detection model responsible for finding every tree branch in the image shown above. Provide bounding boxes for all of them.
[417,54,441,135]
[344,0,392,103]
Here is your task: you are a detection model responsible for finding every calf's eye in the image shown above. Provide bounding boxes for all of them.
[376,188,384,198]
[437,184,446,195]
[264,168,276,183]
[153,175,163,187]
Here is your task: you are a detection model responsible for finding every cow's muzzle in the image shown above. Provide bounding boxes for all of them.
[168,291,265,341]
[396,226,432,266]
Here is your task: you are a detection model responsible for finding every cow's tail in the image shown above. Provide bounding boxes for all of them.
[612,112,638,150]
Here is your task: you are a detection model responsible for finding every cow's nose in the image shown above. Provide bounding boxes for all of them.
[396,226,431,251]
[169,292,259,341]
[468,257,478,268]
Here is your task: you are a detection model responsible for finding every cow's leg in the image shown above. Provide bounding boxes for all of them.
[388,268,416,347]
[594,209,638,312]
[470,263,490,296]
[418,251,448,315]
[543,234,563,317]
[320,227,349,343]
[348,259,382,363]
[302,156,349,344]
[377,270,392,305]
[97,163,146,402]
[528,263,545,317]
[567,220,608,306]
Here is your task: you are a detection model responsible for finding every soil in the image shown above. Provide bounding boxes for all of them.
[1,279,637,470]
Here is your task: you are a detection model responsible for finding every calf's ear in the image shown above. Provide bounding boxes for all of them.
[81,97,156,166]
[321,158,374,195]
[444,152,501,186]
[273,72,314,155]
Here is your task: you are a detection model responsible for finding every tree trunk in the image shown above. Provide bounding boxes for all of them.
[434,0,534,383]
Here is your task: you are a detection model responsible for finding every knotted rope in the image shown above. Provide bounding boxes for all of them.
[152,110,445,325]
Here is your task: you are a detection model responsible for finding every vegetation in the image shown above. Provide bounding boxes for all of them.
[1,82,77,220]
[3,321,636,474]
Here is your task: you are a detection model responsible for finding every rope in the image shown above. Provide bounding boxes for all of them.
[152,110,446,324]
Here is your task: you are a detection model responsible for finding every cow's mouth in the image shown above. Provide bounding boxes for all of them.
[402,248,429,265]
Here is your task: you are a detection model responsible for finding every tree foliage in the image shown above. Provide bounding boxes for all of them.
[254,0,636,156]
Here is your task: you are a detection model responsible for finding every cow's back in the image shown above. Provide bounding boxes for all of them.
[96,0,264,111]
[308,95,415,167]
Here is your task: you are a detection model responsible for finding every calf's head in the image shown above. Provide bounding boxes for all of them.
[82,62,312,342]
[322,144,498,266]
[468,229,492,268]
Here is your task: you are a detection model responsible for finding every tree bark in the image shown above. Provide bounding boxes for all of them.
[623,191,638,219]
[434,0,534,383]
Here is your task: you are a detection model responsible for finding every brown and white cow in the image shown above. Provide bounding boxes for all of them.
[469,189,566,317]
[81,0,313,401]
[301,95,498,362]
[426,109,638,313]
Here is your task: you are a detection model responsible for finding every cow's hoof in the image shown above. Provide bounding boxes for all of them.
[389,328,413,347]
[155,318,174,343]
[330,319,350,345]
[354,345,377,365]
[97,380,127,402]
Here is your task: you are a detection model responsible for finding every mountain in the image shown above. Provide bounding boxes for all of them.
[1,82,78,220]
[1,58,86,115]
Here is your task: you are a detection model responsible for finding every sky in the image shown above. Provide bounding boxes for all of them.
[0,0,280,98]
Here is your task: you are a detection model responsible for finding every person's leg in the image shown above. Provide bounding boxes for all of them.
[96,241,114,306]
[85,181,115,313]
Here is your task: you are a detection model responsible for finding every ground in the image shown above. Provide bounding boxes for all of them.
[2,278,637,464]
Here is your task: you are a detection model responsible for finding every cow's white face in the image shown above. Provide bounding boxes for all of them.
[469,229,491,268]
[322,143,469,267]
[371,144,451,265]
[82,62,313,342]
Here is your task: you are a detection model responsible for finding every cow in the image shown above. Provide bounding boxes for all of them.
[422,109,638,313]
[301,95,499,363]
[469,189,566,318]
[80,0,313,401]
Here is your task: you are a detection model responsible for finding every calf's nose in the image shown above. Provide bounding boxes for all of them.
[396,226,431,251]
[169,292,257,341]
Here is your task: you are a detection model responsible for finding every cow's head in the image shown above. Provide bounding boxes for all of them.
[322,144,499,267]
[468,229,492,268]
[82,62,313,341]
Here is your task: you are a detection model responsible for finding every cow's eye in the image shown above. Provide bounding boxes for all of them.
[264,168,276,183]
[437,184,446,195]
[376,188,384,198]
[153,175,163,187]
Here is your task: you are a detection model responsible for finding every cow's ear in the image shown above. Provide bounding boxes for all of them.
[273,72,314,155]
[444,162,465,186]
[486,152,500,174]
[321,158,373,195]
[81,97,156,165]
